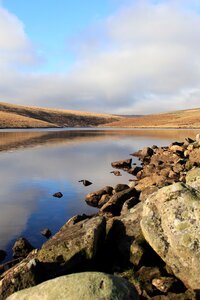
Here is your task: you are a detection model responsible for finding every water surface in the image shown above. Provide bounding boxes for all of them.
[0,128,199,261]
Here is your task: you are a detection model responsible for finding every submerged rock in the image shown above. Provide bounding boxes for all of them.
[7,272,139,300]
[141,182,200,290]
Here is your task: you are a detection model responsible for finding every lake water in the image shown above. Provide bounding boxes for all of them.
[0,128,199,261]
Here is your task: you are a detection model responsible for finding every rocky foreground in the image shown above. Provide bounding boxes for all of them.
[1,134,200,299]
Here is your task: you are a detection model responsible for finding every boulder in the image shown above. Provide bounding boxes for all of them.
[85,186,113,207]
[114,184,129,193]
[135,174,167,191]
[66,214,90,226]
[141,182,200,290]
[37,216,106,273]
[7,272,139,300]
[98,194,110,208]
[188,148,200,166]
[139,186,159,202]
[0,217,106,299]
[105,203,145,269]
[12,238,34,258]
[128,166,142,176]
[169,145,185,153]
[186,167,200,192]
[121,197,139,214]
[150,149,180,166]
[0,250,41,300]
[100,188,138,215]
[111,159,132,169]
[141,147,154,157]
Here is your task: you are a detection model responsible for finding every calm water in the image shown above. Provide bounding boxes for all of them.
[0,128,199,261]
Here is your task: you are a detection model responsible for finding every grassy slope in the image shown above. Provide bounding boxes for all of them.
[0,102,199,129]
[106,108,200,128]
[0,102,120,128]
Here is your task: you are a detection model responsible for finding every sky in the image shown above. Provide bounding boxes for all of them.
[0,0,200,114]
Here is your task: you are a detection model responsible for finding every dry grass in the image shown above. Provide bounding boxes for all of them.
[0,102,199,129]
[0,111,56,128]
[0,102,120,128]
[104,108,200,128]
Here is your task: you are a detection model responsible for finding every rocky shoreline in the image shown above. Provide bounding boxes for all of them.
[1,134,200,299]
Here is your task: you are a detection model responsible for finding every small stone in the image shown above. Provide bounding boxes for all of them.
[78,180,93,186]
[53,192,63,198]
[40,228,52,238]
[110,171,122,176]
[185,137,195,144]
[111,159,132,169]
[152,277,176,293]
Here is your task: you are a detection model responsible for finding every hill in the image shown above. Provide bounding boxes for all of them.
[107,108,200,128]
[0,102,120,128]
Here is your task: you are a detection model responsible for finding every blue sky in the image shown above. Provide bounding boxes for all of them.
[0,0,200,113]
[3,0,117,72]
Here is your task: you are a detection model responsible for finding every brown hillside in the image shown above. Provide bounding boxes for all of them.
[0,102,120,128]
[104,108,200,128]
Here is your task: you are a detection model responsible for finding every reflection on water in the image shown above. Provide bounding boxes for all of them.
[0,128,199,261]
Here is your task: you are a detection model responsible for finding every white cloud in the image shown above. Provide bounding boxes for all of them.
[0,1,200,114]
[0,7,38,69]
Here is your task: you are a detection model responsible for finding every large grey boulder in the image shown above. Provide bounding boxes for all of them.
[37,216,106,269]
[7,272,139,300]
[141,182,200,290]
[0,216,106,299]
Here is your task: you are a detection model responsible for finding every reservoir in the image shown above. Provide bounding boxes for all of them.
[0,128,199,261]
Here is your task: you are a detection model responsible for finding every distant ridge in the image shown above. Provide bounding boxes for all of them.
[0,102,199,129]
[0,102,121,128]
[104,108,200,128]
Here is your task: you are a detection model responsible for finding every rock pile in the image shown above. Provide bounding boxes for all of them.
[1,134,200,300]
